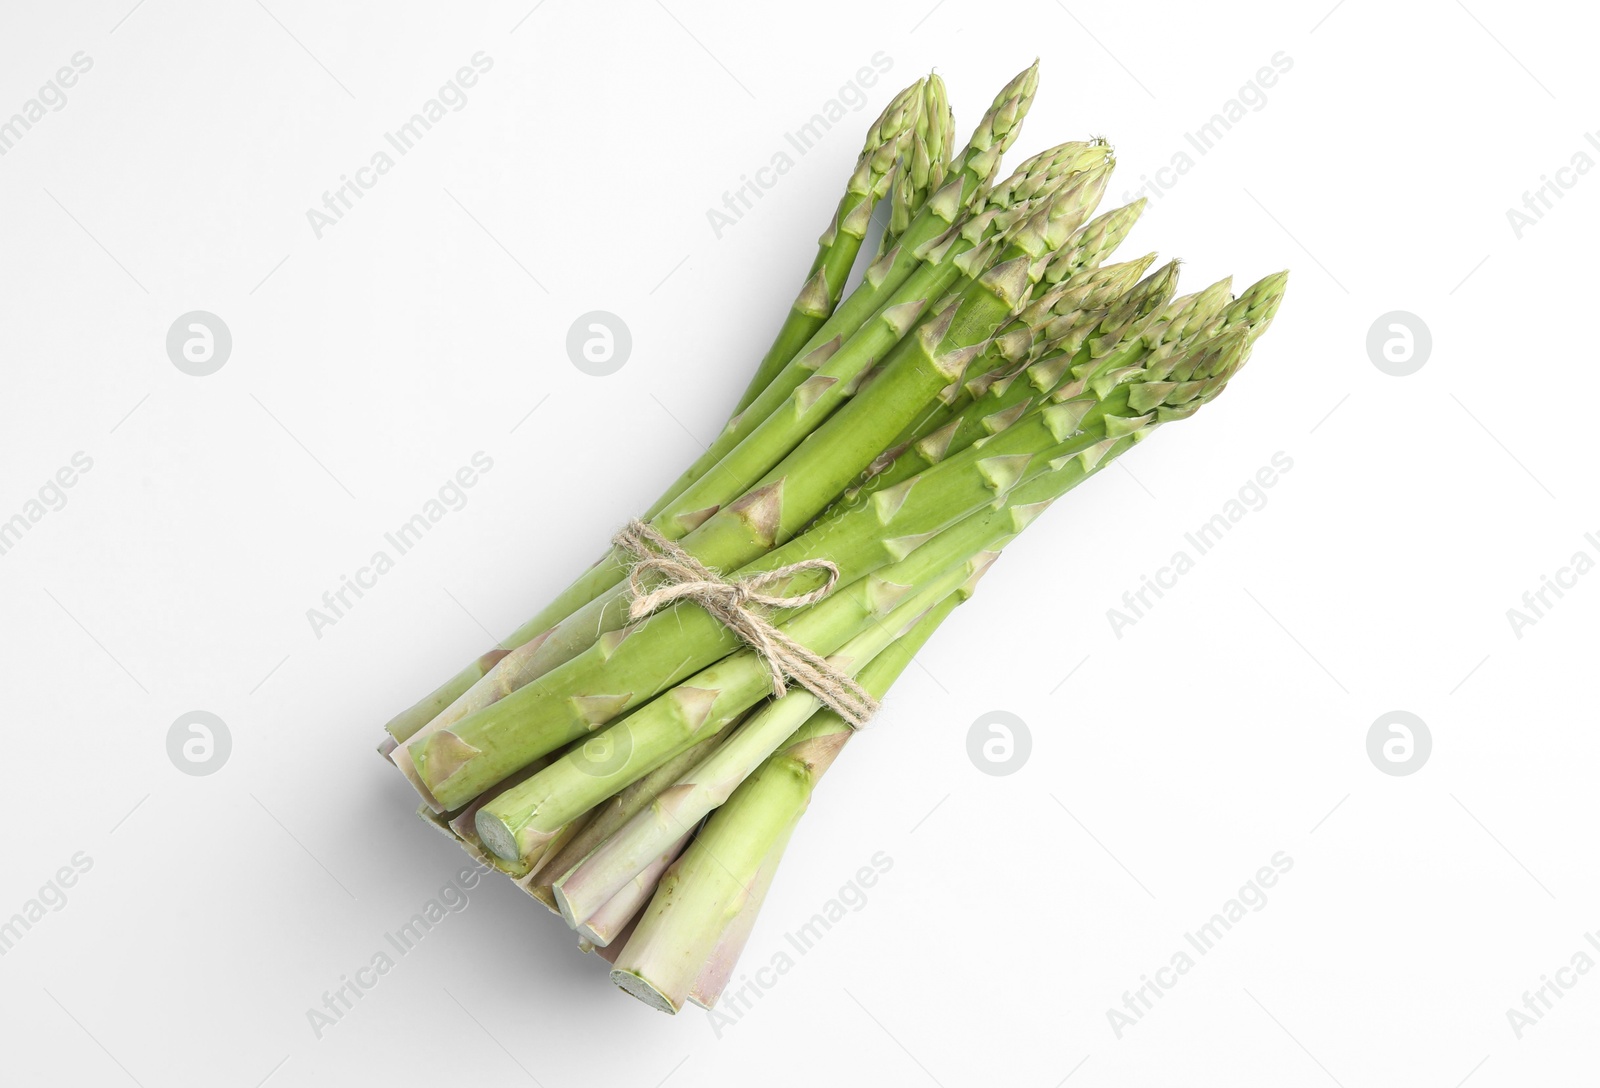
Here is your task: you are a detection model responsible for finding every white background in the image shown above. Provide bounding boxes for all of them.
[1,0,1595,1084]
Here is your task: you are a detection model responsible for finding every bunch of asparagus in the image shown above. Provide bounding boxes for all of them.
[378,62,1286,1014]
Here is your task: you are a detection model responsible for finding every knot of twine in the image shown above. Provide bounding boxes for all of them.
[612,520,880,729]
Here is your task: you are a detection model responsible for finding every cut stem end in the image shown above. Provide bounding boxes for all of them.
[610,968,680,1014]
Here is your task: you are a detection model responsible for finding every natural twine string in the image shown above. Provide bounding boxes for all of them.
[612,520,880,728]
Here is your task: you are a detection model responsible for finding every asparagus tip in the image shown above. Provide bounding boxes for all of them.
[1256,269,1291,294]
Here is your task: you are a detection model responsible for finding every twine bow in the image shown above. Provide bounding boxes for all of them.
[612,520,880,728]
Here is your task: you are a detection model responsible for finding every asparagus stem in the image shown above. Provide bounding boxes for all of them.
[381,66,1015,745]
[416,244,1100,806]
[417,304,1269,814]
[611,592,967,1013]
[443,760,548,877]
[727,78,927,417]
[643,61,1044,522]
[855,259,1185,499]
[379,68,1164,808]
[406,270,1267,816]
[385,114,1085,760]
[471,547,990,862]
[861,250,1161,491]
[552,682,827,929]
[643,167,1113,563]
[683,595,959,1011]
[386,155,1107,793]
[383,648,509,743]
[647,169,1111,540]
[684,820,793,1009]
[405,197,1124,808]
[641,329,1266,980]
[514,154,1110,672]
[591,914,640,966]
[488,171,1101,670]
[532,730,728,895]
[370,61,1294,1018]
[577,831,694,947]
[540,264,1186,915]
[609,749,804,1014]
[551,571,982,928]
